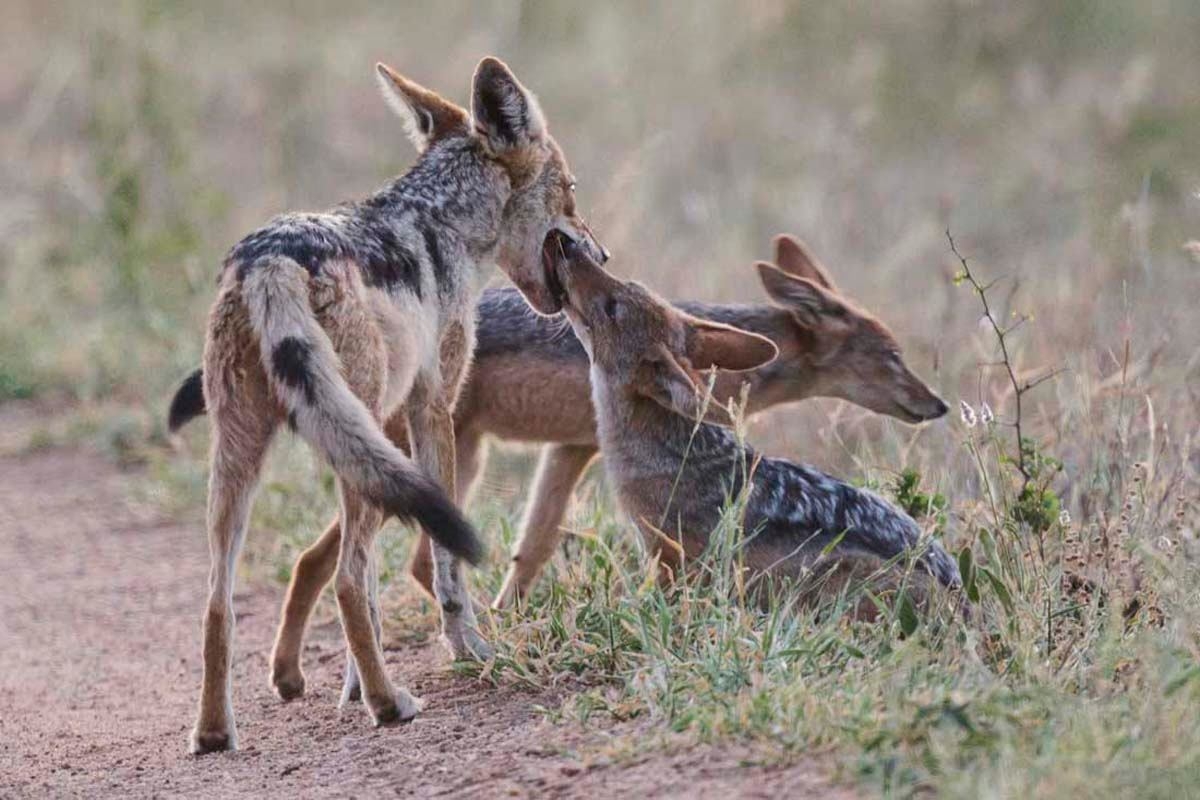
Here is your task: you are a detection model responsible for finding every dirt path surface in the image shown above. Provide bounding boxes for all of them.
[0,444,852,799]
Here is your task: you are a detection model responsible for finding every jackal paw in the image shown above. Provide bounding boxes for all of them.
[368,689,423,727]
[189,726,237,755]
[492,573,520,609]
[441,626,495,662]
[491,574,527,610]
[270,664,306,702]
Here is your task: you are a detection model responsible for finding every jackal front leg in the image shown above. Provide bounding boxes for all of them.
[407,397,493,662]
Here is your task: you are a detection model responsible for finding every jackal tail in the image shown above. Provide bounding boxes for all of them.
[167,368,206,432]
[239,256,482,564]
[846,521,961,590]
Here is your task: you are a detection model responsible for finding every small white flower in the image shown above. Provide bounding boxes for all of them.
[959,400,977,428]
[1059,509,1071,526]
[980,402,995,425]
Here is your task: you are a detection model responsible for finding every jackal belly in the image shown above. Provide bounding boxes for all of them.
[455,352,596,445]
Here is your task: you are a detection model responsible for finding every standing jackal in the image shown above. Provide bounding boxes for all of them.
[549,239,961,608]
[189,57,604,754]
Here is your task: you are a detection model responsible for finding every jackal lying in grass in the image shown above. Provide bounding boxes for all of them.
[471,234,949,606]
[549,236,961,607]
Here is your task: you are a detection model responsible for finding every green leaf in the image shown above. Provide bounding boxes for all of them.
[980,566,1014,616]
[897,593,920,637]
[820,531,848,558]
[957,546,979,604]
[839,639,867,660]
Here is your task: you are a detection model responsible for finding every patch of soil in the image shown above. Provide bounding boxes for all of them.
[0,445,853,798]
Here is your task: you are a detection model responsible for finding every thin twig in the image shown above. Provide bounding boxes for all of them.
[947,229,1032,490]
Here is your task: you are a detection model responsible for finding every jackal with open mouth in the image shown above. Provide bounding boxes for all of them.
[187,57,605,754]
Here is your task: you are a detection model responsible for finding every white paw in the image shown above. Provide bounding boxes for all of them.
[190,725,237,755]
[370,688,423,726]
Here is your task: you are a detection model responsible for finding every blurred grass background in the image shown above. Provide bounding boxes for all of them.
[4,2,1200,795]
[2,0,1197,489]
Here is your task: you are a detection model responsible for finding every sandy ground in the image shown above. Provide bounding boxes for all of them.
[0,435,853,798]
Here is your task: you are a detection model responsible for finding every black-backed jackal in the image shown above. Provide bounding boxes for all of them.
[548,238,961,611]
[188,57,604,754]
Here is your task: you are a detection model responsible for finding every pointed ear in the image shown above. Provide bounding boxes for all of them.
[376,63,469,152]
[471,57,546,154]
[637,345,704,418]
[684,317,778,372]
[772,234,837,291]
[755,262,845,327]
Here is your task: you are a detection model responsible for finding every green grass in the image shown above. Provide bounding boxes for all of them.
[449,411,1198,798]
[149,370,1200,799]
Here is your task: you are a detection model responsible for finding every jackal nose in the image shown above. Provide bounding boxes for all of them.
[598,245,610,264]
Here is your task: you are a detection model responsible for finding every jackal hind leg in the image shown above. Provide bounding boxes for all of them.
[409,422,485,598]
[408,399,493,662]
[494,443,597,609]
[337,552,381,707]
[190,408,275,754]
[269,517,341,701]
[334,483,421,724]
[272,402,410,702]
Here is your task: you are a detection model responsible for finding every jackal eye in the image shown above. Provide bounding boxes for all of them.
[603,295,620,320]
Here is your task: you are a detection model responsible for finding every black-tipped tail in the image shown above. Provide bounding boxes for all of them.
[168,369,207,432]
[386,471,484,566]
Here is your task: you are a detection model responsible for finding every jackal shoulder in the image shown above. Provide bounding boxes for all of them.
[223,138,505,305]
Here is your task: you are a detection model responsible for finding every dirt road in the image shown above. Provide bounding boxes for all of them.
[0,442,849,798]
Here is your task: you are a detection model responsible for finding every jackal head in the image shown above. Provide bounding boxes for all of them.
[550,234,777,419]
[754,235,948,423]
[375,58,606,315]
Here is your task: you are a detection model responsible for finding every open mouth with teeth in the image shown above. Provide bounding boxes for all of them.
[541,229,573,307]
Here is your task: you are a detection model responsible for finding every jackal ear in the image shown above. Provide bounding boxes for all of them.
[683,318,778,372]
[772,235,838,292]
[376,63,470,153]
[471,57,546,153]
[755,262,846,328]
[638,345,703,418]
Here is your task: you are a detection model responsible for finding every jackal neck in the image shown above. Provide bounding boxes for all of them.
[364,137,510,260]
[592,371,743,481]
[592,371,750,539]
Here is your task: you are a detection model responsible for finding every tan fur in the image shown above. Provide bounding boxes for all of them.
[195,262,412,752]
[191,57,605,754]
